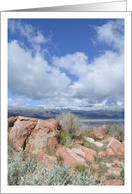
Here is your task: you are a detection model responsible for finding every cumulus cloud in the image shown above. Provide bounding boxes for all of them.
[8,98,27,106]
[8,40,71,100]
[8,19,124,108]
[95,19,124,53]
[52,50,124,106]
[52,20,124,107]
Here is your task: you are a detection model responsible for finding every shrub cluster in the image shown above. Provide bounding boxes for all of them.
[8,146,106,186]
[56,112,83,137]
[107,124,124,142]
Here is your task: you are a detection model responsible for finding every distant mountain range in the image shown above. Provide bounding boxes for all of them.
[8,105,124,120]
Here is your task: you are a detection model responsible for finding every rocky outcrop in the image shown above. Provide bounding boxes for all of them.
[8,116,61,153]
[8,116,16,127]
[26,119,60,154]
[56,146,88,168]
[106,139,124,156]
[9,116,38,151]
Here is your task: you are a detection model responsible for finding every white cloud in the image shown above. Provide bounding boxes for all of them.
[8,20,50,45]
[52,52,88,78]
[95,19,124,53]
[52,51,124,106]
[8,98,27,106]
[8,19,124,109]
[8,40,71,100]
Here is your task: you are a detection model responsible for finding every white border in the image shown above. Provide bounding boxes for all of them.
[1,12,131,193]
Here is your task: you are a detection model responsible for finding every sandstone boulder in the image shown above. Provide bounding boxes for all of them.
[37,151,57,168]
[56,146,88,168]
[47,136,60,152]
[8,116,16,127]
[9,116,61,154]
[106,139,124,156]
[9,116,38,151]
[25,119,60,154]
[90,124,108,141]
[71,148,85,158]
[74,144,97,163]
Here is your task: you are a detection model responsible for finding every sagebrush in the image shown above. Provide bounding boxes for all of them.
[8,146,106,186]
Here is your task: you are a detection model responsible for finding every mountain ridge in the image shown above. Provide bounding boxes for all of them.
[8,105,124,120]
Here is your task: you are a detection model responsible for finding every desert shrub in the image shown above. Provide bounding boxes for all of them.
[94,156,102,164]
[8,146,106,186]
[74,164,88,175]
[43,146,56,157]
[112,162,124,182]
[107,124,124,142]
[57,155,63,166]
[59,130,74,148]
[56,112,83,138]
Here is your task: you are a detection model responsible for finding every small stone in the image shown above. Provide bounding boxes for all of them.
[93,141,104,147]
[99,151,106,157]
[108,167,121,176]
[85,137,95,143]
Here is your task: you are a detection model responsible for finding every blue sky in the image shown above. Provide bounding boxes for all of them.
[8,18,124,109]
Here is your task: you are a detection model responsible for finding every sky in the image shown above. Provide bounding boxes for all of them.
[8,18,124,109]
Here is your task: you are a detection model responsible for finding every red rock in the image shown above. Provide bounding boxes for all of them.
[98,124,108,134]
[71,148,85,158]
[122,141,124,147]
[76,140,84,146]
[8,117,15,127]
[108,167,121,176]
[99,151,106,157]
[106,179,123,185]
[37,151,57,168]
[91,124,108,140]
[106,137,115,142]
[74,144,97,163]
[113,160,122,166]
[9,116,60,154]
[47,136,60,152]
[26,119,60,154]
[9,116,38,151]
[56,146,88,169]
[106,139,124,156]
